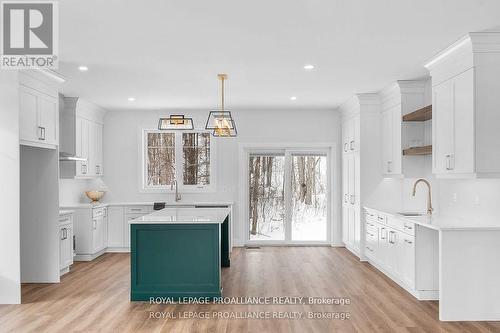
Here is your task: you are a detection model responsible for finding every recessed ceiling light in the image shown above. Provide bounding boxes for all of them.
[303,64,315,70]
[128,97,135,102]
[290,96,297,101]
[78,66,88,72]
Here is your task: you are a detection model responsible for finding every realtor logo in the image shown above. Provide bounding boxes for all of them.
[1,1,58,69]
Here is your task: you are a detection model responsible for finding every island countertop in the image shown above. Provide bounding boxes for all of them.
[129,207,230,224]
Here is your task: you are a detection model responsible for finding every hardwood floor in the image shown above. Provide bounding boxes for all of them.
[1,247,499,333]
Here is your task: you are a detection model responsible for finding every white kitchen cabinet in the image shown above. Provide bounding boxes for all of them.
[59,213,74,276]
[340,94,381,258]
[364,208,438,300]
[379,80,429,177]
[60,97,106,179]
[426,32,500,178]
[72,206,108,261]
[19,74,59,149]
[107,206,125,249]
[432,69,475,175]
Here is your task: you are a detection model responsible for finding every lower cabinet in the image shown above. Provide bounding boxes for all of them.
[364,208,437,300]
[59,213,74,276]
[72,206,108,261]
[107,205,153,252]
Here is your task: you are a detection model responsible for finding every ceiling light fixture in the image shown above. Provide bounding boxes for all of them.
[128,97,135,102]
[78,66,88,72]
[205,74,237,137]
[290,96,297,101]
[303,64,315,70]
[158,115,194,130]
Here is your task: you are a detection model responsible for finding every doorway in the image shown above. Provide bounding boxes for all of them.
[246,148,331,245]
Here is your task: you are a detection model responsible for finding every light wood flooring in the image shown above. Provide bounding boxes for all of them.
[1,247,500,333]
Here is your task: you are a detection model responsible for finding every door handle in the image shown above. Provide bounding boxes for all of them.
[344,143,348,152]
[350,195,355,205]
[93,220,97,230]
[404,239,413,244]
[344,194,348,203]
[350,140,355,150]
[387,161,392,173]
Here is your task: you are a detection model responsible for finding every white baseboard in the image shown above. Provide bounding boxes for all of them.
[106,247,130,253]
[74,248,107,261]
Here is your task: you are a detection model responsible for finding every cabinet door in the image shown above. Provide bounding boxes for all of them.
[342,157,349,206]
[352,116,360,152]
[92,217,104,253]
[433,79,454,174]
[77,118,90,176]
[59,226,73,269]
[38,94,58,146]
[452,68,475,174]
[342,120,350,153]
[19,86,39,143]
[342,205,349,244]
[377,225,389,266]
[353,205,361,252]
[391,105,402,174]
[94,123,104,175]
[348,207,355,246]
[124,213,144,247]
[347,154,356,205]
[87,121,96,177]
[107,207,124,247]
[399,233,415,289]
[381,109,392,174]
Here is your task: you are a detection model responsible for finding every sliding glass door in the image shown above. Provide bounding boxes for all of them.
[248,149,329,244]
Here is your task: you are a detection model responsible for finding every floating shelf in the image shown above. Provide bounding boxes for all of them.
[403,105,432,122]
[403,145,432,156]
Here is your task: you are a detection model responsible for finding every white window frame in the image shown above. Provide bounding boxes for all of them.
[140,129,217,193]
[238,143,339,246]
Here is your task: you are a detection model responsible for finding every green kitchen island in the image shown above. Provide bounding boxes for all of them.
[129,207,230,301]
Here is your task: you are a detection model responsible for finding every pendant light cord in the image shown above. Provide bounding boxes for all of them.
[221,76,225,111]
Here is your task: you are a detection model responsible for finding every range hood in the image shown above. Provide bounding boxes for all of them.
[58,95,87,162]
[59,151,87,162]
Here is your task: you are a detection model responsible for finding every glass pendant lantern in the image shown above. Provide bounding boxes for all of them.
[205,74,237,137]
[158,114,194,130]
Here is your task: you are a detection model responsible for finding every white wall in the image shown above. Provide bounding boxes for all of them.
[84,108,340,246]
[0,71,21,304]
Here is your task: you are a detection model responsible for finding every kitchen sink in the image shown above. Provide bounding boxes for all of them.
[398,212,426,217]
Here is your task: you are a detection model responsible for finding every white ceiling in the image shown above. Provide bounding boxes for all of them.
[57,0,500,111]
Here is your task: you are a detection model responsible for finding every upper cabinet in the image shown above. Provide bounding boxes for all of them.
[19,72,59,149]
[379,80,431,177]
[60,97,106,179]
[425,32,500,178]
[342,116,360,153]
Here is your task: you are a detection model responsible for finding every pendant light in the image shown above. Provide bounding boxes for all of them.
[158,114,194,130]
[205,73,237,137]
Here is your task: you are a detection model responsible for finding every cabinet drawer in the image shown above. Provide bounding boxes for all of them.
[92,207,106,218]
[59,214,73,225]
[366,228,377,240]
[365,210,377,223]
[376,214,387,225]
[125,206,150,214]
[366,222,377,235]
[402,221,415,235]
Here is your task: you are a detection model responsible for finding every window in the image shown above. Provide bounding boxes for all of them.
[143,130,214,191]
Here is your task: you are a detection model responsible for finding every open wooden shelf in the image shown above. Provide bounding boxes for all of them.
[403,105,432,122]
[403,145,432,156]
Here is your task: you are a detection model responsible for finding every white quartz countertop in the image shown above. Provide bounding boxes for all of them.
[60,201,233,209]
[364,206,500,231]
[129,207,231,224]
[59,210,74,215]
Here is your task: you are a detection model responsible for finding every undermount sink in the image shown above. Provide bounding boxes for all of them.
[398,212,427,217]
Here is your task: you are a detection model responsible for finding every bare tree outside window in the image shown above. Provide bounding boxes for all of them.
[146,132,175,186]
[183,133,210,186]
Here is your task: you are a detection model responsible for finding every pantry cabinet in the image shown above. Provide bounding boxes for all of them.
[426,32,500,178]
[340,94,381,258]
[19,72,59,149]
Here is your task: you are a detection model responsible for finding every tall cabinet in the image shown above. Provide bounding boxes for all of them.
[340,94,381,258]
[425,32,500,178]
[379,80,431,177]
